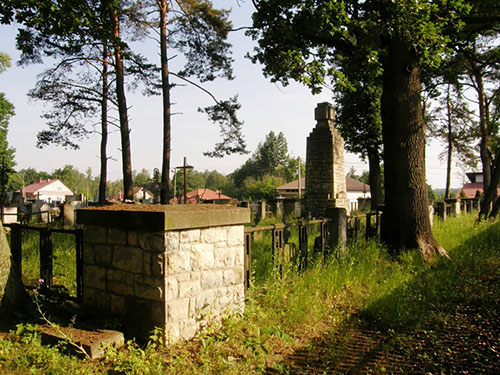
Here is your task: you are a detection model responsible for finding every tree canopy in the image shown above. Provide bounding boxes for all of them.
[249,0,500,259]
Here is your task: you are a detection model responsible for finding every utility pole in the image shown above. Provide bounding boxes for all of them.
[176,157,193,204]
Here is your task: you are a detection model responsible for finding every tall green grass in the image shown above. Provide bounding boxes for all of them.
[10,230,77,296]
[1,213,498,374]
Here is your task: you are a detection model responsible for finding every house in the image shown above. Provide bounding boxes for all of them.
[173,188,235,205]
[18,179,74,203]
[113,187,154,203]
[276,176,371,211]
[457,172,500,199]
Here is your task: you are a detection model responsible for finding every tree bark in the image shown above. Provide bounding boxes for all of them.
[468,59,492,217]
[481,148,500,219]
[0,223,27,314]
[367,148,383,210]
[110,8,133,201]
[445,85,453,199]
[99,44,109,205]
[380,38,447,261]
[159,0,171,205]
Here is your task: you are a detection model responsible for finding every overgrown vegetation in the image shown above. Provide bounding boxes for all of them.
[1,213,499,373]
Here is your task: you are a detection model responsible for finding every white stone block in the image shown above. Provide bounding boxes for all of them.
[200,227,227,244]
[166,276,178,299]
[214,246,235,268]
[227,226,243,246]
[168,251,190,273]
[234,246,244,267]
[167,298,190,321]
[179,319,198,340]
[180,229,200,243]
[178,279,201,298]
[191,243,215,270]
[195,289,216,311]
[165,232,180,252]
[165,321,180,342]
[223,268,243,286]
[201,270,223,290]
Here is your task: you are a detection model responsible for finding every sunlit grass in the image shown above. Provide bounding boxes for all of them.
[1,212,499,374]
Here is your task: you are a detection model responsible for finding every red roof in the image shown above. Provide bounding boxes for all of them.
[457,182,500,199]
[172,188,234,204]
[18,179,72,194]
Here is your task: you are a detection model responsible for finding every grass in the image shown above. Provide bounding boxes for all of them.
[10,229,78,297]
[1,213,499,374]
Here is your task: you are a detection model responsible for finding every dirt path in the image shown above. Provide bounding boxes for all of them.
[268,303,500,374]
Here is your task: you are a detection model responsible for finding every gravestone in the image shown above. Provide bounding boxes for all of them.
[305,102,349,218]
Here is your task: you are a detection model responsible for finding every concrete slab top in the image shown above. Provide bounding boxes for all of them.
[76,204,250,231]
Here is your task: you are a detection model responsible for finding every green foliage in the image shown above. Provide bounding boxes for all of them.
[230,131,301,200]
[244,175,284,201]
[0,52,16,189]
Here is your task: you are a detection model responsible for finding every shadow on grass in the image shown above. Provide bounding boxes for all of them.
[268,221,500,374]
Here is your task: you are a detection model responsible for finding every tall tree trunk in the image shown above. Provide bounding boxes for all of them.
[445,85,453,199]
[367,148,382,210]
[159,0,171,205]
[110,8,133,201]
[469,61,492,217]
[99,44,109,205]
[481,148,500,219]
[380,38,447,261]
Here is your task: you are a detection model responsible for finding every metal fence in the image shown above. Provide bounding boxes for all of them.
[242,212,385,291]
[5,223,83,301]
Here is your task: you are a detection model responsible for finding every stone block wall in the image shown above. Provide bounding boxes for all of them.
[77,205,249,342]
[164,226,244,340]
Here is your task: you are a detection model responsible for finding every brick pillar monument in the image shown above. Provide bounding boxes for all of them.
[305,102,349,218]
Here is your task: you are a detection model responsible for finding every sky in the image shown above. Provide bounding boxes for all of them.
[0,0,467,189]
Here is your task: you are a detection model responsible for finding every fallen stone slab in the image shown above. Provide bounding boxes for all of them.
[39,325,124,359]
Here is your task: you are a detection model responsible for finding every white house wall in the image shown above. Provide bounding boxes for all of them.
[347,191,371,212]
[37,181,73,203]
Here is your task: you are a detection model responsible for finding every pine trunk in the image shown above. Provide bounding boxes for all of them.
[111,8,133,201]
[367,149,383,210]
[380,39,447,261]
[99,44,109,205]
[159,0,171,205]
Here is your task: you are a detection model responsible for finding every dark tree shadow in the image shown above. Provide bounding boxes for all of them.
[267,222,500,374]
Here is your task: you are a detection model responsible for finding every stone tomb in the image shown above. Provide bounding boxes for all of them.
[76,204,250,342]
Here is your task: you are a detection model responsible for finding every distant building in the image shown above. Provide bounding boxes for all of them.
[18,179,73,203]
[173,188,235,205]
[276,176,371,211]
[457,172,500,198]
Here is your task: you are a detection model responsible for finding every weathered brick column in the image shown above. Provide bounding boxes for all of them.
[76,204,249,342]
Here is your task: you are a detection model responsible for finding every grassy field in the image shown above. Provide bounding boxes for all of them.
[1,213,499,374]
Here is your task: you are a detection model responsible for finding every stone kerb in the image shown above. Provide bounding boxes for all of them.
[77,204,250,342]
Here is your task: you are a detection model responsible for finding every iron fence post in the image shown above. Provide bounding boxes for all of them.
[75,229,84,302]
[244,232,252,293]
[39,228,53,289]
[298,222,308,270]
[10,224,22,277]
